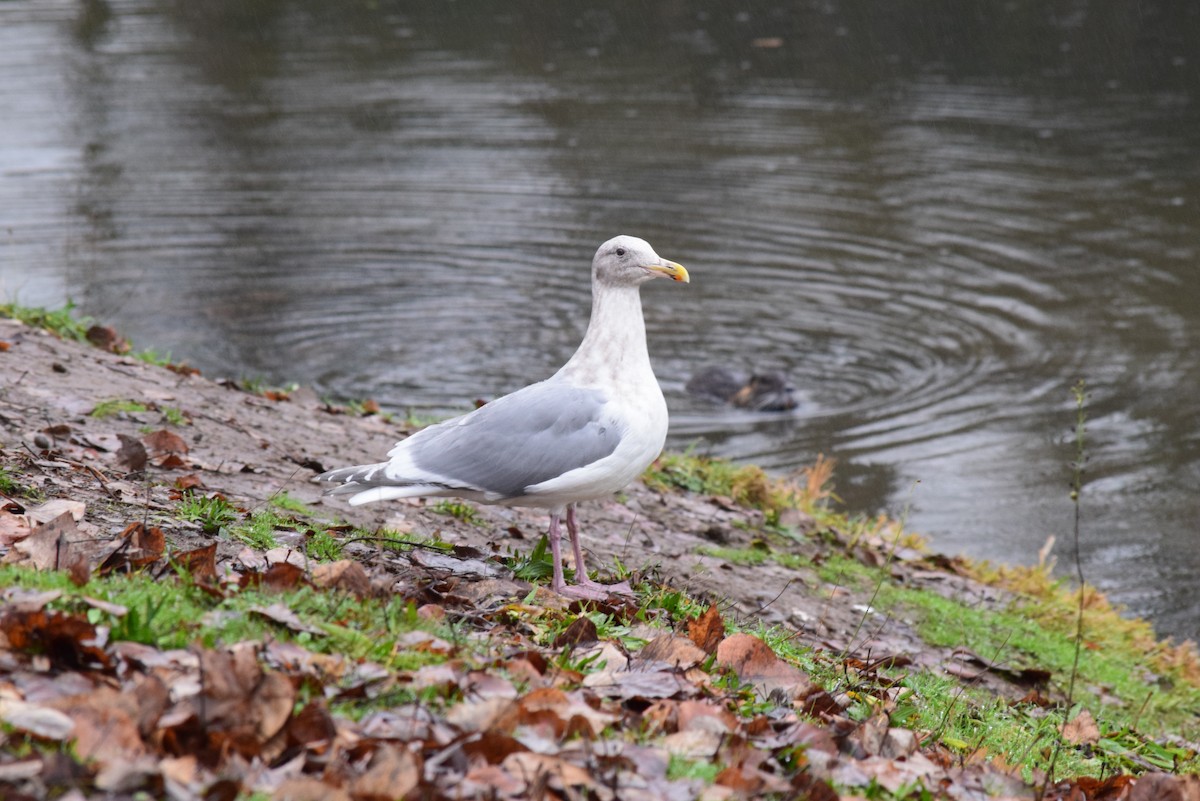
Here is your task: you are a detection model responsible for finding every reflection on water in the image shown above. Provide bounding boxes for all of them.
[2,0,1198,639]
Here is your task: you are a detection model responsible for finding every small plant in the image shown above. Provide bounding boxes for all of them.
[0,300,93,342]
[307,529,344,561]
[431,499,482,525]
[509,535,557,582]
[159,405,188,426]
[91,399,149,418]
[666,754,721,783]
[269,491,313,515]
[230,509,283,550]
[177,492,239,535]
[0,467,37,499]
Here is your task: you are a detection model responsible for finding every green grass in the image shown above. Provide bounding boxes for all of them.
[877,583,1200,743]
[431,499,482,525]
[230,508,282,550]
[159,405,188,426]
[176,493,239,535]
[0,466,43,501]
[0,563,449,672]
[0,300,93,342]
[91,398,149,418]
[666,754,721,783]
[269,491,313,514]
[307,529,344,561]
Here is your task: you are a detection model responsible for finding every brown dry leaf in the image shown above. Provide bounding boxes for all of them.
[250,604,324,635]
[171,543,217,582]
[85,324,131,354]
[582,669,690,700]
[348,744,420,801]
[502,752,595,793]
[275,777,353,801]
[677,699,737,733]
[175,473,205,490]
[0,509,32,546]
[312,559,373,597]
[459,764,526,798]
[0,608,111,671]
[553,615,599,648]
[0,698,76,740]
[211,645,296,741]
[688,603,726,654]
[285,701,338,749]
[395,630,455,655]
[50,687,146,765]
[1061,708,1101,746]
[261,561,309,591]
[639,633,708,670]
[27,499,87,524]
[7,510,80,570]
[446,697,519,733]
[143,429,189,456]
[1130,772,1200,801]
[516,687,618,737]
[715,632,810,698]
[115,433,148,472]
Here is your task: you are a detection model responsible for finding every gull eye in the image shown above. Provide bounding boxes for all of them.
[615,247,626,257]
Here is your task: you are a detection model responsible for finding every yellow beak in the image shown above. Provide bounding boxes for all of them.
[646,259,690,283]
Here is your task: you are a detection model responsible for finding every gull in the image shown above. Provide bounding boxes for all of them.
[317,236,690,599]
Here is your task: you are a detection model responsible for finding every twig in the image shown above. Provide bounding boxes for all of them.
[1039,379,1089,798]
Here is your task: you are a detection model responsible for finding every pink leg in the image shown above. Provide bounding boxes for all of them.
[560,504,632,599]
[547,510,570,595]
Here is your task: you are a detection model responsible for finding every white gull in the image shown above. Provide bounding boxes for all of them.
[317,235,690,599]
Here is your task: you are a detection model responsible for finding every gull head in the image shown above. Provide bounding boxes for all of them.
[592,235,689,288]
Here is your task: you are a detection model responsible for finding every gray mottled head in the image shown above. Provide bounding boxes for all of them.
[592,235,689,288]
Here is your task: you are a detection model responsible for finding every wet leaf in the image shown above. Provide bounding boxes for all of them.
[715,633,810,698]
[1062,708,1101,746]
[85,324,131,354]
[142,429,189,456]
[312,559,374,597]
[687,603,725,654]
[553,615,599,648]
[348,744,421,801]
[170,542,218,582]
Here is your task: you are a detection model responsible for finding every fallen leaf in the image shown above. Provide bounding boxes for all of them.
[688,604,726,654]
[349,744,421,801]
[85,325,131,354]
[0,608,111,671]
[285,701,338,749]
[639,634,708,670]
[715,633,810,698]
[50,687,146,764]
[1061,708,1101,746]
[27,499,87,524]
[142,429,189,456]
[6,511,84,573]
[250,604,324,635]
[582,669,690,700]
[502,752,594,793]
[312,559,373,597]
[170,543,217,582]
[553,615,599,648]
[0,510,33,546]
[174,473,205,490]
[0,698,76,740]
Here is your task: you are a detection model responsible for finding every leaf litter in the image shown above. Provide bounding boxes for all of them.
[1,313,1199,799]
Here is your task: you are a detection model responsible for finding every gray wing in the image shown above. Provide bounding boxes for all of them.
[401,380,623,499]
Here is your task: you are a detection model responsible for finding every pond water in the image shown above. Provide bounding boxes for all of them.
[2,1,1198,640]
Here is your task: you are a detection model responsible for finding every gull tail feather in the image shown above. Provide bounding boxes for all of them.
[315,462,449,506]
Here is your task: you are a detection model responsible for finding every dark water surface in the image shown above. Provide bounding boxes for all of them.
[3,1,1198,639]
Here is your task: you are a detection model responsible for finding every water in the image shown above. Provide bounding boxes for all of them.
[2,1,1198,640]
